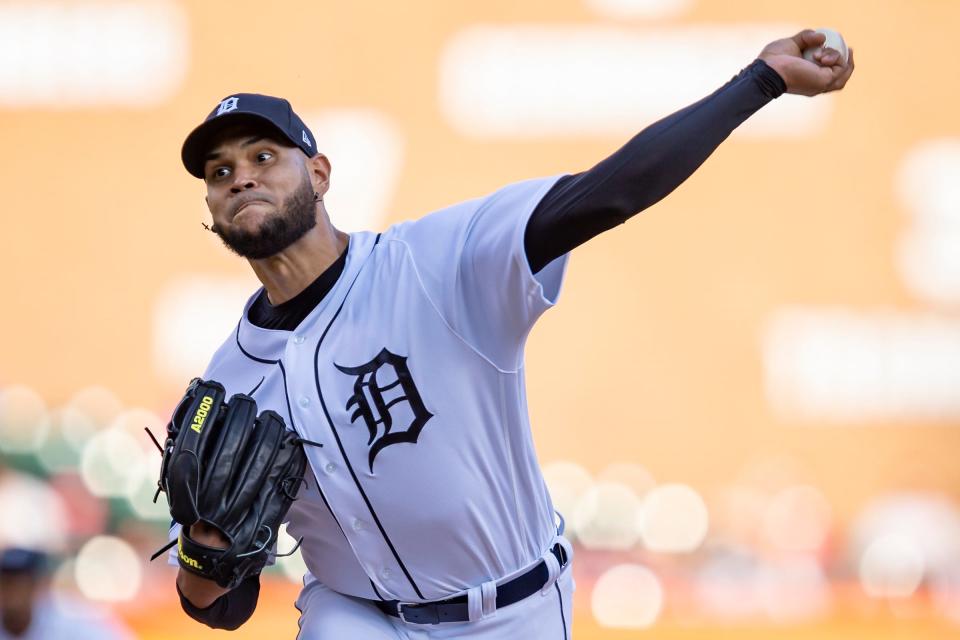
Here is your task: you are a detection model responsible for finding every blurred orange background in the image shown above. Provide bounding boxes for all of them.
[1,0,958,638]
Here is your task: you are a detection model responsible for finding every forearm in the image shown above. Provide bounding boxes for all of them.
[176,567,231,608]
[177,573,260,630]
[524,59,786,273]
[174,522,258,629]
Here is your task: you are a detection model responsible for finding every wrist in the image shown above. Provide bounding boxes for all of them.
[188,522,228,548]
[177,567,230,609]
[752,58,788,98]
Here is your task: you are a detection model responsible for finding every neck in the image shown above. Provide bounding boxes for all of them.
[249,207,348,305]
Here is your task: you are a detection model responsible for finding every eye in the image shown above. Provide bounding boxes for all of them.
[206,165,232,182]
[256,151,273,163]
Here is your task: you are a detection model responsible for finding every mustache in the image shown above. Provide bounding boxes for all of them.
[228,192,275,218]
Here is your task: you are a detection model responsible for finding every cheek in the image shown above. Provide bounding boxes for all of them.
[205,192,228,218]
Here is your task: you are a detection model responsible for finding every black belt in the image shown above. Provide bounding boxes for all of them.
[374,543,568,625]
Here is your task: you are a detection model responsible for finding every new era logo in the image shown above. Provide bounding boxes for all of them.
[302,130,312,147]
[216,97,239,115]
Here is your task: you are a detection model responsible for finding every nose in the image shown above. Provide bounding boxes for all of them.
[229,162,259,193]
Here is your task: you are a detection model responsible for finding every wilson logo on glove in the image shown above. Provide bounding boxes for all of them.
[177,536,203,570]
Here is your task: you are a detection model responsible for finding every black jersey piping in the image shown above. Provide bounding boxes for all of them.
[313,478,350,541]
[234,321,280,365]
[555,582,568,640]
[311,235,425,600]
[247,376,266,397]
[279,360,352,544]
[277,361,301,433]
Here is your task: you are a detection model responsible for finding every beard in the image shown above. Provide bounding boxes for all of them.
[213,172,317,260]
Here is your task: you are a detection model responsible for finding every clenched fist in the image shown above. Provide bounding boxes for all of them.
[758,29,855,97]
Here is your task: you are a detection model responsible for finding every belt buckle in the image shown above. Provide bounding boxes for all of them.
[397,602,441,625]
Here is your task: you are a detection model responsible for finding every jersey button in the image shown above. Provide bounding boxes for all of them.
[380,568,393,580]
[324,462,337,474]
[351,518,366,532]
[298,396,310,408]
[293,335,305,345]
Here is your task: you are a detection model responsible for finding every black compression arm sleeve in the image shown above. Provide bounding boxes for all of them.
[524,59,787,274]
[177,575,260,630]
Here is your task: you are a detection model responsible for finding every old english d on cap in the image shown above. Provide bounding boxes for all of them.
[181,93,317,179]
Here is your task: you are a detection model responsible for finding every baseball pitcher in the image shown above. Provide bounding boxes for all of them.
[154,30,854,638]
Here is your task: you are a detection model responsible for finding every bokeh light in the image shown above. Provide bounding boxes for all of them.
[127,455,170,521]
[303,109,405,233]
[542,460,593,541]
[764,309,960,420]
[851,493,960,584]
[584,0,694,20]
[61,386,123,450]
[0,1,188,107]
[36,410,82,473]
[639,483,709,553]
[151,276,259,384]
[80,426,148,498]
[591,564,664,628]
[859,534,925,599]
[440,24,832,139]
[896,138,960,307]
[0,469,68,551]
[573,481,643,551]
[74,535,143,602]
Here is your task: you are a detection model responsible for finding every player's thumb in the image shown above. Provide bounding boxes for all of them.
[795,29,826,50]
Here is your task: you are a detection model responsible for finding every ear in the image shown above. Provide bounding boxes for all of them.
[307,153,332,199]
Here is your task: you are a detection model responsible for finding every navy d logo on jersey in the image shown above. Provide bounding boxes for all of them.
[335,348,434,472]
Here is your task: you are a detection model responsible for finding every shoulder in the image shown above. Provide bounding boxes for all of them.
[383,175,564,247]
[204,289,262,371]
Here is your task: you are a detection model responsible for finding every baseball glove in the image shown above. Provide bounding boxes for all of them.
[149,378,309,589]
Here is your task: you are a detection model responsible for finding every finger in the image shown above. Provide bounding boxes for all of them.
[820,48,841,67]
[835,47,856,87]
[793,29,826,51]
[827,47,855,91]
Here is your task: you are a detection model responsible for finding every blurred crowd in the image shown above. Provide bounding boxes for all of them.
[0,382,958,637]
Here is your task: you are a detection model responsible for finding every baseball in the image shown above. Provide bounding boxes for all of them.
[802,28,849,65]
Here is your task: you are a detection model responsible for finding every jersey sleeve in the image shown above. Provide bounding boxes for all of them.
[392,175,568,370]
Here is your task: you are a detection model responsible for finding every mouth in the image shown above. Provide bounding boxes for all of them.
[233,199,269,217]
